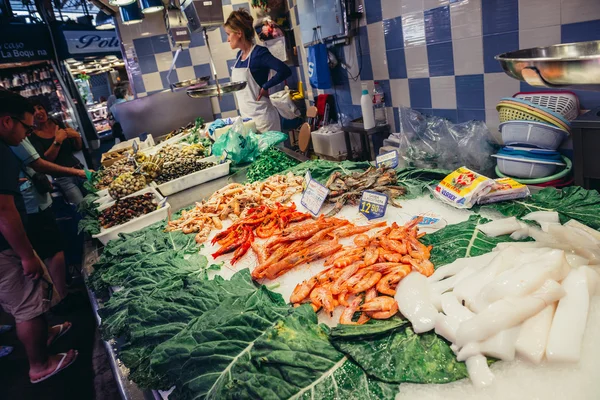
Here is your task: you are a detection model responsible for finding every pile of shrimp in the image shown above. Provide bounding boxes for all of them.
[251,216,389,280]
[165,173,304,243]
[289,217,435,325]
[211,203,311,264]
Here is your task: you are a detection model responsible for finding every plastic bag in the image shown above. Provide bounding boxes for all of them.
[257,131,288,152]
[270,89,301,120]
[212,117,259,164]
[394,107,498,176]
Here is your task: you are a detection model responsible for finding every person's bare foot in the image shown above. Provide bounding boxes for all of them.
[29,349,78,383]
[46,322,71,347]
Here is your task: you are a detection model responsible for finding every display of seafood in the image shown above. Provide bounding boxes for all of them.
[287,217,433,324]
[155,159,215,184]
[108,172,147,199]
[99,192,157,229]
[95,158,135,190]
[154,143,206,164]
[324,166,407,216]
[165,173,304,243]
[211,203,311,264]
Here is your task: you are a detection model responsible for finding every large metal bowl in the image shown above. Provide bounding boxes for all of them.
[186,81,247,98]
[495,40,600,91]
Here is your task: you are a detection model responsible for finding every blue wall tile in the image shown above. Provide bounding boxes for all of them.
[457,109,486,123]
[482,0,519,35]
[387,48,408,79]
[483,32,519,73]
[227,59,238,74]
[189,32,205,48]
[294,5,300,26]
[219,26,228,43]
[377,79,393,107]
[174,50,192,68]
[222,0,230,4]
[365,0,383,24]
[356,26,371,55]
[456,74,485,109]
[384,16,404,50]
[132,74,145,94]
[133,37,154,58]
[219,94,237,112]
[408,78,432,108]
[138,55,158,74]
[214,112,222,119]
[194,63,211,79]
[359,54,374,81]
[561,20,600,44]
[430,108,458,123]
[160,70,177,89]
[393,107,400,132]
[427,42,454,76]
[151,34,171,54]
[424,6,452,45]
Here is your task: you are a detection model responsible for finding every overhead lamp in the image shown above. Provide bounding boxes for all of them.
[120,2,144,25]
[140,0,164,14]
[95,11,115,30]
[109,0,135,6]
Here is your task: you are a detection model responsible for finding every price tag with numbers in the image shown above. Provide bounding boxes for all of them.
[301,174,329,216]
[359,190,388,220]
[376,150,399,169]
[411,212,447,229]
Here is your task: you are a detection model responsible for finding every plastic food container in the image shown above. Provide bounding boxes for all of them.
[92,187,170,245]
[499,121,568,150]
[492,147,566,179]
[311,129,347,158]
[150,156,230,196]
[495,155,572,184]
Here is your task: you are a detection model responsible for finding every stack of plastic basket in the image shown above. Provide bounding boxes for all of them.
[494,91,579,187]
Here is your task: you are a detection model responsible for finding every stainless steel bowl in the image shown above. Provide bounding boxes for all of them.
[495,40,600,91]
[186,81,248,98]
[171,76,210,89]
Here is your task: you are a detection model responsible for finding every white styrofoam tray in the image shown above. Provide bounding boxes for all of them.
[150,156,230,196]
[93,186,151,206]
[92,187,170,245]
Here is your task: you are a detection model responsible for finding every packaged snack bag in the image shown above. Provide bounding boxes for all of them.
[478,177,530,205]
[433,167,494,208]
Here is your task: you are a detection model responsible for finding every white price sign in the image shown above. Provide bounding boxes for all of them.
[301,177,329,216]
[376,150,399,168]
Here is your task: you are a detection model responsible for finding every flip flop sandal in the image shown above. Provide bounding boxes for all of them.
[0,346,13,358]
[30,350,78,384]
[47,322,72,347]
[0,325,12,335]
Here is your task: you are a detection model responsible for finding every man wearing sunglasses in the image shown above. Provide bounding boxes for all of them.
[0,90,77,383]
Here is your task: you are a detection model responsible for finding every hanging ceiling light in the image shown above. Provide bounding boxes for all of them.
[109,0,136,7]
[120,2,144,25]
[95,11,115,30]
[140,0,164,14]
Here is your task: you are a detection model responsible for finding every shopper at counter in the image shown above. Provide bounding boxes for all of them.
[28,100,86,205]
[225,9,291,132]
[0,90,77,383]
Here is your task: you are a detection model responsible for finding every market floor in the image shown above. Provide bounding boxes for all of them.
[0,283,120,400]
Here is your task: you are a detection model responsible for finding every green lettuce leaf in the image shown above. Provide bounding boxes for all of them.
[395,167,450,199]
[331,323,467,385]
[420,214,522,267]
[483,186,600,230]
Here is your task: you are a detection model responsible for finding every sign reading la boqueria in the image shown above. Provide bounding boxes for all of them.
[0,24,52,63]
[62,30,120,55]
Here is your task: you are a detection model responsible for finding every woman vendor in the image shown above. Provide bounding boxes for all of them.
[224,9,291,132]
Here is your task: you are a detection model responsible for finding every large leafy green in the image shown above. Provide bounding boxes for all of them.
[421,214,521,267]
[395,167,449,199]
[484,186,600,230]
[331,323,468,385]
[151,304,397,400]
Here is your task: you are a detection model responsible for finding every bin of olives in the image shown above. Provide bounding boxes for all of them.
[98,192,157,229]
[108,172,147,199]
[155,159,216,184]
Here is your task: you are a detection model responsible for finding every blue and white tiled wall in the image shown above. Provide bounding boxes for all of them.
[116,0,600,137]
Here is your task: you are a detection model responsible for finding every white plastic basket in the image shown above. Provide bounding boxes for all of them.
[514,91,579,121]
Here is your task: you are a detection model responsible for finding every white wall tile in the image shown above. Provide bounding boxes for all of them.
[519,25,562,50]
[404,46,429,78]
[222,110,240,118]
[381,0,403,19]
[176,66,196,82]
[231,0,248,4]
[430,76,457,108]
[484,72,521,112]
[401,0,424,14]
[519,0,561,30]
[139,12,167,37]
[189,46,211,66]
[402,12,427,48]
[137,92,148,98]
[453,36,484,75]
[155,52,173,72]
[561,0,600,24]
[222,5,234,22]
[390,78,410,107]
[210,96,221,114]
[349,78,363,105]
[343,38,361,80]
[450,0,482,40]
[367,22,389,80]
[424,0,449,11]
[213,57,231,79]
[142,72,163,92]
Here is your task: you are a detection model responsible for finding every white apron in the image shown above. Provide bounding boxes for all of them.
[231,45,281,133]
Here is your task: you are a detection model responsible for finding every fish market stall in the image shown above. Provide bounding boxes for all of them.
[79,157,600,400]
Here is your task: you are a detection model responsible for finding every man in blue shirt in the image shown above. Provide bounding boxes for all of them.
[11,137,85,299]
[0,90,77,383]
